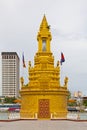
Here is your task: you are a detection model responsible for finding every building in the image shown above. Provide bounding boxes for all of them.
[20,15,69,119]
[0,54,2,96]
[1,52,20,97]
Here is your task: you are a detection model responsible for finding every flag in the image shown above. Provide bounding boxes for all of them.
[60,52,65,65]
[22,53,26,68]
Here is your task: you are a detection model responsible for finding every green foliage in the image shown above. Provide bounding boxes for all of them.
[67,91,71,100]
[4,97,17,104]
[68,102,77,106]
[83,100,87,106]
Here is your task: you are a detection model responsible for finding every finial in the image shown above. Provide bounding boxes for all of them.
[37,15,52,41]
[64,77,68,88]
[29,61,31,69]
[20,77,24,87]
[57,61,60,67]
[40,15,49,31]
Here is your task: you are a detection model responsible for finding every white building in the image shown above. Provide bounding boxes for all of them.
[1,52,20,97]
[0,54,2,96]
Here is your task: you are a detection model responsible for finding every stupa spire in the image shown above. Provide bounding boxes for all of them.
[40,15,49,31]
[37,15,52,52]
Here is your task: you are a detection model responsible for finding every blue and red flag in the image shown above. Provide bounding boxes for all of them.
[60,52,65,65]
[22,53,26,68]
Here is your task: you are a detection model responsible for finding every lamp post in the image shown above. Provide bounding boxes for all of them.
[76,91,82,120]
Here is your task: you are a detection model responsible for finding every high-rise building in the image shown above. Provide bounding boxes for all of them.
[0,54,2,96]
[1,52,20,97]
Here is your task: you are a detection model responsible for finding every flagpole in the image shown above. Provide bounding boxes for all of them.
[21,52,27,84]
[60,63,63,86]
[60,52,65,85]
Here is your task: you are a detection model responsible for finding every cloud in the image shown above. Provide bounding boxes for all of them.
[51,28,87,41]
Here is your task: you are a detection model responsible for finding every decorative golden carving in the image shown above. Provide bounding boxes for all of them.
[64,76,68,87]
[20,77,24,87]
[57,61,60,67]
[29,61,31,68]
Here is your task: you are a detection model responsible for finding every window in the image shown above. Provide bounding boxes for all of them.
[42,40,46,51]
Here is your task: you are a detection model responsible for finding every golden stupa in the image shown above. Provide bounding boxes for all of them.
[20,15,69,119]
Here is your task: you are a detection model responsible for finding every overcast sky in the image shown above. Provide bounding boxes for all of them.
[0,0,87,96]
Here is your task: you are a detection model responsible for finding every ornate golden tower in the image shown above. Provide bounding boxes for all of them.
[20,15,69,119]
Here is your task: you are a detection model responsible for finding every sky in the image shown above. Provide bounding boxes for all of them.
[0,0,87,96]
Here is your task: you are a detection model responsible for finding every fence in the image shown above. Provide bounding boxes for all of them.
[0,111,87,120]
[0,111,20,120]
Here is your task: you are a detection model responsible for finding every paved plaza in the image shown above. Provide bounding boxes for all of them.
[0,120,87,130]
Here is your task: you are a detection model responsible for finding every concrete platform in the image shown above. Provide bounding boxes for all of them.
[0,120,87,130]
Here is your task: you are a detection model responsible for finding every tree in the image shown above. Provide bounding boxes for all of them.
[67,91,71,100]
[83,100,87,107]
[4,97,16,104]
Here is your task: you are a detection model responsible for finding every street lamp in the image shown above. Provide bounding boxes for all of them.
[76,91,82,119]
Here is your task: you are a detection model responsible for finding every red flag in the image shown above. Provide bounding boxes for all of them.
[22,53,26,68]
[60,52,65,65]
